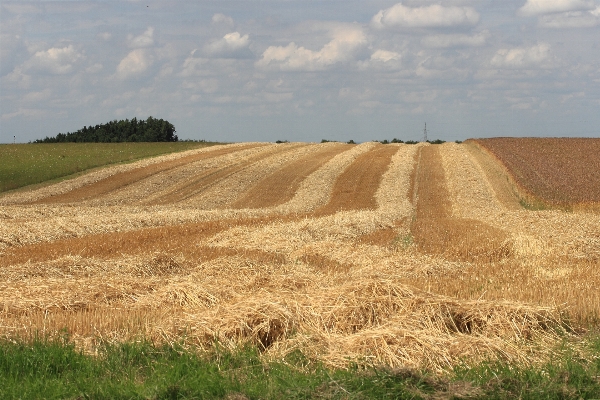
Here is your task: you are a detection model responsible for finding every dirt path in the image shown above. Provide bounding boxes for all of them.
[231,143,349,209]
[33,144,263,204]
[314,145,399,215]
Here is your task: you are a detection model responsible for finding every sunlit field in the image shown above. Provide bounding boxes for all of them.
[0,142,216,193]
[1,140,599,391]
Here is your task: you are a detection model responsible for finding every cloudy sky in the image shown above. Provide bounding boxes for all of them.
[1,0,600,143]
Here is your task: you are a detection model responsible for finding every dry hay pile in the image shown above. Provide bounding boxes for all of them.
[0,254,564,372]
[1,141,597,372]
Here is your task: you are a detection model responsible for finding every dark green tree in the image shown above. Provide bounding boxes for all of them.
[35,117,177,143]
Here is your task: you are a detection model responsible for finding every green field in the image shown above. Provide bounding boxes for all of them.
[1,338,599,399]
[0,142,219,193]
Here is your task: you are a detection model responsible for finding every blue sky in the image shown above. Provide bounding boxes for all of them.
[1,0,600,143]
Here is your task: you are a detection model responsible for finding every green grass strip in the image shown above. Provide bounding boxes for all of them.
[0,142,219,193]
[0,339,435,399]
[1,337,600,399]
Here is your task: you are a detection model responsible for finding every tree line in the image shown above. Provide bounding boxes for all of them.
[35,117,178,143]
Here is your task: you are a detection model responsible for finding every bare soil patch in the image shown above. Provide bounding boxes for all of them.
[472,138,600,208]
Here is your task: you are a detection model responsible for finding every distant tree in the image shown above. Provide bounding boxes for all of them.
[35,117,177,143]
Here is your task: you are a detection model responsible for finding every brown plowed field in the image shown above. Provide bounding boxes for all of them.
[472,138,600,207]
[33,143,263,204]
[1,141,599,372]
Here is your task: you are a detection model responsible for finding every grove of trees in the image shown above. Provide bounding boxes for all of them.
[35,117,178,143]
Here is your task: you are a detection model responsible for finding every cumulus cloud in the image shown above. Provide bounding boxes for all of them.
[421,31,490,48]
[116,49,153,79]
[371,3,479,29]
[370,49,401,62]
[517,0,595,16]
[256,26,366,71]
[128,27,154,48]
[24,44,83,74]
[490,43,551,68]
[204,32,251,58]
[357,49,402,70]
[180,54,207,77]
[212,13,234,27]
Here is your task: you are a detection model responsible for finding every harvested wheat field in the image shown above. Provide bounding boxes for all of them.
[1,140,599,373]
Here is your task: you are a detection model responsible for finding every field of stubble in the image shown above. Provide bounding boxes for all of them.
[1,141,599,372]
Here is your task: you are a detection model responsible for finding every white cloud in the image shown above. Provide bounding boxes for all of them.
[24,45,83,74]
[212,13,234,27]
[205,32,251,58]
[128,27,154,48]
[180,55,209,77]
[421,31,490,48]
[256,26,366,71]
[357,49,402,70]
[518,0,595,17]
[116,49,153,79]
[538,8,600,27]
[490,43,551,68]
[371,3,479,29]
[3,67,31,89]
[370,49,401,63]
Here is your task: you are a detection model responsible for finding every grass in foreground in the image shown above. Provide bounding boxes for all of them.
[1,336,599,399]
[0,142,220,193]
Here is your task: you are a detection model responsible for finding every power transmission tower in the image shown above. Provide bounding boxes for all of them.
[423,123,428,142]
